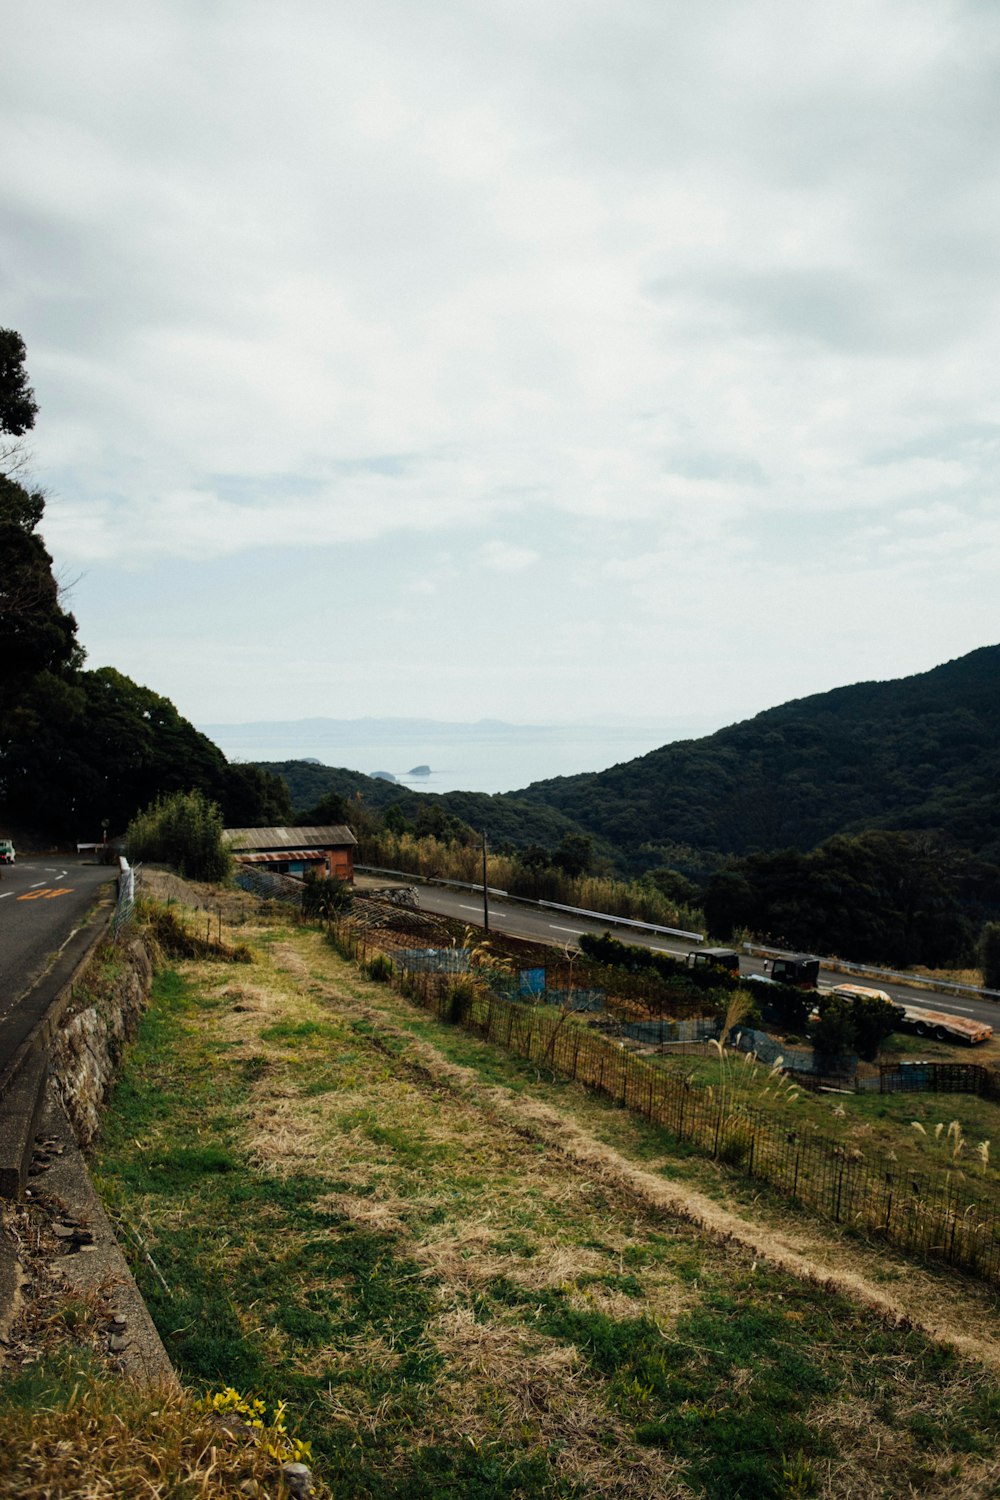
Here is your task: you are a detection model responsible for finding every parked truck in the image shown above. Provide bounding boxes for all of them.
[685,947,740,976]
[830,983,992,1046]
[749,954,821,990]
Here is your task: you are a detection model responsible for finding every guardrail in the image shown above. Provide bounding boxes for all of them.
[357,864,509,896]
[536,899,704,943]
[356,865,705,943]
[743,941,1000,1003]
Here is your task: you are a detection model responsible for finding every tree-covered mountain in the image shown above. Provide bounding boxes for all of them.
[504,646,1000,872]
[259,760,593,853]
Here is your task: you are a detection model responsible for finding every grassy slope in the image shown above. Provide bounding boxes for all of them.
[50,905,1000,1498]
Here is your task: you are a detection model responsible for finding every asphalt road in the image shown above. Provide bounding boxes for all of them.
[395,881,1000,1030]
[0,855,118,1026]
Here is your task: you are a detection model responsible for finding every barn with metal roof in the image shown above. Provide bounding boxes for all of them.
[223,825,357,882]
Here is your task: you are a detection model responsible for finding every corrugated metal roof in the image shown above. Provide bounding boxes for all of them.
[223,825,358,850]
[235,850,329,865]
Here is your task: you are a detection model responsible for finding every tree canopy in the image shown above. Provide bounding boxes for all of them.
[0,327,38,439]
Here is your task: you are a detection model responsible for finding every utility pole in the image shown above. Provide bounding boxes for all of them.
[482,829,490,933]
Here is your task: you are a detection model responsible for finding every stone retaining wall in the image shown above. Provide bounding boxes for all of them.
[49,937,154,1146]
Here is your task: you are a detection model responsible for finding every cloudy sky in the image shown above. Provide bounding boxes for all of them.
[3,0,998,738]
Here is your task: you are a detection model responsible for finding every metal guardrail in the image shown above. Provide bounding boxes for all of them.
[743,941,1000,1003]
[355,865,704,943]
[357,864,509,895]
[536,899,704,943]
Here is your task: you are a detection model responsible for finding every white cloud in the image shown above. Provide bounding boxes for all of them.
[478,540,539,572]
[3,0,999,721]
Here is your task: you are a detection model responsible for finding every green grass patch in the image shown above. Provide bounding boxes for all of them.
[84,927,1000,1499]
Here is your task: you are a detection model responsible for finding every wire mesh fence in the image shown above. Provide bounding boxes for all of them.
[112,861,140,941]
[326,916,1000,1287]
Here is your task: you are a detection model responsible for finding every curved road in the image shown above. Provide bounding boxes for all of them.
[393,881,1000,1032]
[0,855,118,1030]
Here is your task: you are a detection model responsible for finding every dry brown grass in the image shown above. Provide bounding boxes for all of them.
[277,944,1000,1372]
[55,901,1000,1497]
[0,1378,317,1499]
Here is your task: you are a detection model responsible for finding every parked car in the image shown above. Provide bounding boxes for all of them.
[0,839,15,865]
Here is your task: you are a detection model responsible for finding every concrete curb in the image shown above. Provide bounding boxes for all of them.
[27,1085,177,1387]
[0,895,115,1200]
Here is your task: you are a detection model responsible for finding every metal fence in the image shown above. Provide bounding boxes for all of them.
[112,859,140,940]
[233,866,305,904]
[327,917,1000,1287]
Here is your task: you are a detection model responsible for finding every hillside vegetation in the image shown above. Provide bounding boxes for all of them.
[263,646,1000,878]
[510,645,1000,870]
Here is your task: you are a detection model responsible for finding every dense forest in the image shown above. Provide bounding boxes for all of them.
[507,646,1000,871]
[0,331,289,843]
[264,645,1000,878]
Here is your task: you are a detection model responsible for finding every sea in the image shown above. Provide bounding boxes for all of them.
[198,717,723,796]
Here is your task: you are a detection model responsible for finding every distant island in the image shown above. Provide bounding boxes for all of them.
[408,765,431,776]
[370,771,398,783]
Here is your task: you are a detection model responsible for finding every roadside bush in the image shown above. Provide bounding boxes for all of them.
[445,977,477,1024]
[125,790,231,882]
[365,954,394,984]
[301,870,352,921]
[812,991,901,1063]
[979,922,1000,990]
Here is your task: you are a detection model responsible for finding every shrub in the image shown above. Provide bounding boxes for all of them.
[301,870,352,920]
[365,954,394,984]
[979,922,1000,991]
[125,790,232,882]
[445,977,477,1024]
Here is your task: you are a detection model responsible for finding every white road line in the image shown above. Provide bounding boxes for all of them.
[30,881,45,889]
[459,904,484,912]
[550,924,586,935]
[0,892,12,899]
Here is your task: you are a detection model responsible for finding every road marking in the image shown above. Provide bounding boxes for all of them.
[30,881,45,889]
[550,925,586,935]
[459,904,484,912]
[0,892,12,899]
[18,890,50,901]
[17,887,72,901]
[43,888,74,899]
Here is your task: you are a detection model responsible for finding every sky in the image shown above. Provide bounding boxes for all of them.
[3,0,998,736]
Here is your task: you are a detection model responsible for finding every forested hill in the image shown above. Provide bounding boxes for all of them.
[506,645,1000,870]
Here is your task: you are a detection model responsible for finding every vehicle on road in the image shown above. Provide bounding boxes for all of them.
[750,954,821,989]
[899,1003,992,1046]
[0,840,15,865]
[830,983,992,1046]
[686,947,740,976]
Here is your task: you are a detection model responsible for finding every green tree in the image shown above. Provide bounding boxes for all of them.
[125,789,232,881]
[300,790,350,825]
[979,922,1000,991]
[810,995,857,1066]
[552,833,594,878]
[0,327,38,456]
[383,802,415,837]
[812,991,901,1064]
[301,869,352,920]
